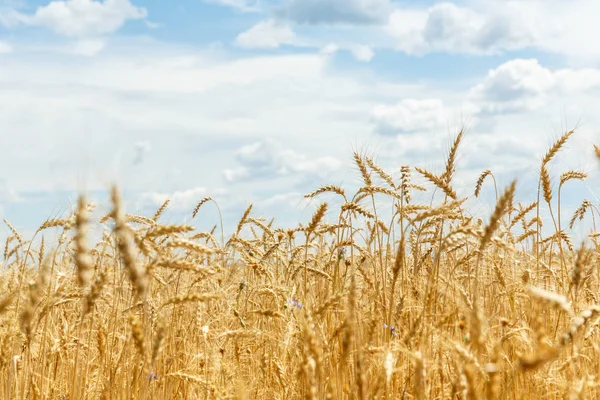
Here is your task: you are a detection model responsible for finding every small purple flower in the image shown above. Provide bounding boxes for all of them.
[383,323,397,337]
[147,372,158,381]
[288,299,303,309]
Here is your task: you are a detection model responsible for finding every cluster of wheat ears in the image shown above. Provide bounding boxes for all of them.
[2,129,600,399]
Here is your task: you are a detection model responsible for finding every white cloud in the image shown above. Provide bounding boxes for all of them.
[4,37,600,233]
[222,167,249,183]
[469,59,553,114]
[371,98,448,134]
[0,39,399,195]
[386,2,536,55]
[72,38,106,55]
[139,187,228,212]
[16,52,324,94]
[462,133,538,172]
[22,0,147,37]
[469,59,600,114]
[349,44,374,62]
[320,42,374,62]
[490,0,600,63]
[321,43,339,55]
[235,19,296,49]
[277,0,393,25]
[553,69,600,94]
[0,41,13,54]
[222,139,343,183]
[385,1,600,61]
[259,192,304,208]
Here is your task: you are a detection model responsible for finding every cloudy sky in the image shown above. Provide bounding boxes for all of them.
[1,0,600,237]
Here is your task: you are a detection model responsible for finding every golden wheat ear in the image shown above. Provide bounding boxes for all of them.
[594,144,600,160]
[543,129,574,165]
[442,129,463,184]
[353,152,372,186]
[474,170,492,198]
[480,180,516,251]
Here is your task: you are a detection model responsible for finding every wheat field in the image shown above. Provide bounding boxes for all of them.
[1,129,600,399]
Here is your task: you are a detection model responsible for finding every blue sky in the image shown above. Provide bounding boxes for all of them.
[1,0,600,239]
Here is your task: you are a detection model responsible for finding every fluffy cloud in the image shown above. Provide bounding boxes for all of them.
[277,0,392,25]
[235,20,296,49]
[501,0,600,63]
[469,59,554,114]
[470,59,600,114]
[369,59,600,122]
[385,1,600,61]
[19,0,146,37]
[386,2,536,55]
[222,139,343,183]
[371,98,448,134]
